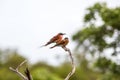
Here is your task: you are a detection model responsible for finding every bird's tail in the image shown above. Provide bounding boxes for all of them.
[50,45,56,49]
[40,42,52,48]
[39,43,50,48]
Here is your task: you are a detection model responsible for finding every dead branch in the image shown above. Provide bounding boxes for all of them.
[24,67,33,80]
[62,47,76,80]
[9,60,33,80]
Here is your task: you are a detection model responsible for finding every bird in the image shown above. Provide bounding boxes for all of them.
[41,33,66,47]
[50,37,69,49]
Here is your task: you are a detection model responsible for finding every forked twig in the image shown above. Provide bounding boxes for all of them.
[62,47,76,80]
[9,60,33,80]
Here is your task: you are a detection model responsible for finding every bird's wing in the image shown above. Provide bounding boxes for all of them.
[55,40,65,46]
[64,40,69,45]
[49,35,59,42]
[50,40,65,49]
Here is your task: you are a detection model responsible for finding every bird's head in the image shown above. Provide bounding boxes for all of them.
[64,37,68,40]
[58,33,66,35]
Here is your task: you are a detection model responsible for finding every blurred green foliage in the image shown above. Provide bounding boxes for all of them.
[0,48,120,80]
[0,49,101,80]
[72,2,120,80]
[73,2,120,55]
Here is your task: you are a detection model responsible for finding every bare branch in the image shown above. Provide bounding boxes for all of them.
[9,60,32,80]
[24,67,33,80]
[62,47,76,80]
[16,60,27,70]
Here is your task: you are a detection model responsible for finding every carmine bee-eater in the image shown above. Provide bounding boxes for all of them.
[50,37,69,49]
[41,33,66,47]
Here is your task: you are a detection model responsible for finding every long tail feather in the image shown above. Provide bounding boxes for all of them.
[39,42,51,48]
[50,45,56,49]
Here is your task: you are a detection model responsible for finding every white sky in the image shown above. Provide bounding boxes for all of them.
[0,0,120,65]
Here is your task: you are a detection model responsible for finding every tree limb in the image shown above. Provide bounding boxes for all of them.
[24,67,33,80]
[62,47,76,80]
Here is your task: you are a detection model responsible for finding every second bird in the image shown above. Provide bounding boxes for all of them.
[50,37,69,49]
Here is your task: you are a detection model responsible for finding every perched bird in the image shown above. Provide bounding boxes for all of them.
[41,33,65,47]
[50,37,69,49]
